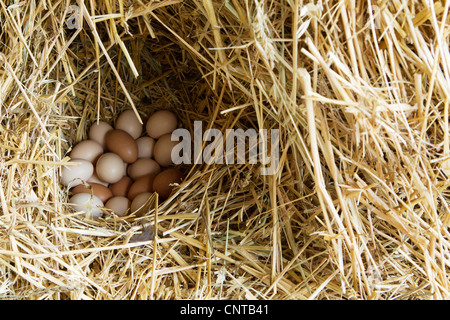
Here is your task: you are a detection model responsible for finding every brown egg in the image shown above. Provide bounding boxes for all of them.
[136,136,156,158]
[153,169,184,200]
[153,133,179,167]
[89,121,113,149]
[109,176,133,197]
[71,183,113,203]
[69,139,103,163]
[127,158,161,181]
[130,192,152,217]
[95,152,126,184]
[105,129,138,163]
[145,110,177,139]
[128,173,157,200]
[105,196,131,217]
[115,109,143,139]
[61,159,94,187]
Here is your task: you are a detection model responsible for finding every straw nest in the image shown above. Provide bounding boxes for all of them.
[1,0,450,300]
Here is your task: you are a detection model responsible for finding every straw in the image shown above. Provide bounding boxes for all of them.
[1,0,449,300]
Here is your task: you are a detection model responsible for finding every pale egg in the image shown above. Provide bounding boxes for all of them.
[69,139,103,163]
[136,136,156,158]
[115,109,143,139]
[87,172,109,187]
[89,121,113,149]
[96,153,126,184]
[61,159,94,187]
[69,193,104,218]
[105,196,131,217]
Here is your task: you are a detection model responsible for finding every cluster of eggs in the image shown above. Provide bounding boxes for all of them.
[61,109,184,218]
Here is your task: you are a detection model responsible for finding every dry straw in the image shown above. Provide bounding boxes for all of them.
[0,0,449,300]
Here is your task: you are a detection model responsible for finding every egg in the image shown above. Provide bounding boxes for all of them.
[145,110,177,139]
[89,121,113,149]
[71,183,113,203]
[61,159,94,187]
[69,139,103,163]
[105,196,130,217]
[153,133,180,167]
[136,136,155,158]
[115,109,143,139]
[95,152,126,184]
[69,193,104,218]
[130,192,152,217]
[128,173,157,200]
[87,172,109,187]
[109,176,133,197]
[123,162,128,176]
[127,158,161,181]
[153,168,184,199]
[105,129,138,163]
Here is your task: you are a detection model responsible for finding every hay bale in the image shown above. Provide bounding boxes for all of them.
[0,0,449,299]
